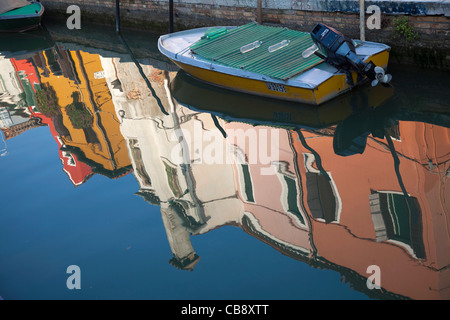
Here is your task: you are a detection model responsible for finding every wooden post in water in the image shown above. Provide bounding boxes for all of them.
[169,0,174,33]
[257,0,262,24]
[360,0,365,40]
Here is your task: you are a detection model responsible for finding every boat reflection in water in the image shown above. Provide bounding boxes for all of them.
[1,25,449,300]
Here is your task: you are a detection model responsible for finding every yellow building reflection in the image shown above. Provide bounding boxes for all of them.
[34,47,131,178]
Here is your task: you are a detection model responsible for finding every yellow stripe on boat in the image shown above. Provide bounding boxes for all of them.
[174,61,318,104]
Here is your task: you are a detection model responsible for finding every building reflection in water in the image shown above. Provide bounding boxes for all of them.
[0,41,132,184]
[103,51,449,299]
[1,31,448,299]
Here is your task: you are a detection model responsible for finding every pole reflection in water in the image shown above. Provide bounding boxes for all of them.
[0,22,449,300]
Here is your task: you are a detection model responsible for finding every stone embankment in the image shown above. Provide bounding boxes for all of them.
[40,0,450,68]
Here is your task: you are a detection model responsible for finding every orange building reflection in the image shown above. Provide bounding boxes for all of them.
[290,122,450,299]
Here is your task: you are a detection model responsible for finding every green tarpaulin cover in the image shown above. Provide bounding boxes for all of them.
[191,22,324,81]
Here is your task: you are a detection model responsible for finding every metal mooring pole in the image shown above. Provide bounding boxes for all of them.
[257,0,262,24]
[116,0,120,34]
[169,0,174,33]
[360,0,365,41]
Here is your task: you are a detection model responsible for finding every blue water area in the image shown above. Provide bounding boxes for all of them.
[0,127,368,300]
[1,18,449,302]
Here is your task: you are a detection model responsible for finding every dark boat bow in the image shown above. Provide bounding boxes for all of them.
[0,1,44,33]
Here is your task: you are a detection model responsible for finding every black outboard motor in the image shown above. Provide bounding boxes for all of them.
[309,23,392,86]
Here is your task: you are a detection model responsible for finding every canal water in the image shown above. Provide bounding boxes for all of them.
[0,20,449,301]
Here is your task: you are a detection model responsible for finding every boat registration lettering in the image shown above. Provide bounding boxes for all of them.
[265,82,286,93]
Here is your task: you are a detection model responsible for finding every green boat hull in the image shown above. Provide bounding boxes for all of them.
[0,3,44,32]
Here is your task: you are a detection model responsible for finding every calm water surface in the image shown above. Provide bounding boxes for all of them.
[0,21,449,300]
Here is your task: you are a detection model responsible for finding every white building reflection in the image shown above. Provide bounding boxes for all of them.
[100,55,313,271]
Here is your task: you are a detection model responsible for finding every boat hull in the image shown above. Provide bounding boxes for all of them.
[0,3,44,33]
[171,48,389,105]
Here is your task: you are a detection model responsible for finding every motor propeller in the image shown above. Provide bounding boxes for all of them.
[372,66,392,87]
